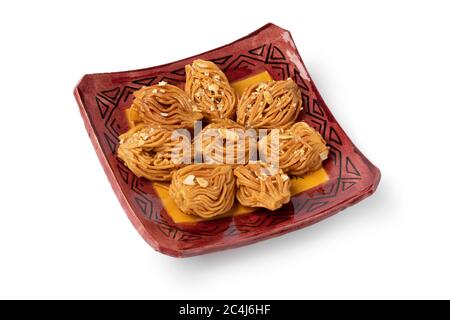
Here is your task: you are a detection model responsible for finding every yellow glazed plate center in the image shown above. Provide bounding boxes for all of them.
[153,71,329,223]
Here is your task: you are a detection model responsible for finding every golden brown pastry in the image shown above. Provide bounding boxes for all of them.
[185,59,237,120]
[127,82,203,129]
[234,162,291,210]
[117,124,190,181]
[258,122,329,176]
[169,164,235,218]
[193,119,254,166]
[236,78,302,129]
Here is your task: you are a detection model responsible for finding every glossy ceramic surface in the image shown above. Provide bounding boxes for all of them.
[74,23,381,257]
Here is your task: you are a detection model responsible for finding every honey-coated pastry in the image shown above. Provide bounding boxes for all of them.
[127,82,203,129]
[258,122,329,176]
[169,164,235,218]
[117,124,189,181]
[237,78,302,129]
[185,59,237,120]
[193,119,254,166]
[234,162,291,211]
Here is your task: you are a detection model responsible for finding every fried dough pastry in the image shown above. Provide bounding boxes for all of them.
[236,78,302,129]
[185,59,237,120]
[127,82,203,129]
[193,119,254,166]
[169,164,235,218]
[234,162,291,211]
[117,124,189,181]
[258,122,329,176]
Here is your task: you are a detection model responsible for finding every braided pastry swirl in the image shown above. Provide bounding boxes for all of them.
[237,78,302,129]
[259,122,329,176]
[193,119,254,166]
[116,58,331,219]
[128,83,203,129]
[169,164,235,218]
[117,124,188,181]
[185,59,237,120]
[234,162,291,211]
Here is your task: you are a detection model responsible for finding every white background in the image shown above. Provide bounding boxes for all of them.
[0,0,449,299]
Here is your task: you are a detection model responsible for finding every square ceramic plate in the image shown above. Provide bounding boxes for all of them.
[74,23,381,257]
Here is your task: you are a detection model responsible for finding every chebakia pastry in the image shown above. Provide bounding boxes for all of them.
[185,59,237,120]
[116,57,330,219]
[258,122,329,176]
[290,122,329,174]
[127,82,203,129]
[169,164,235,218]
[234,162,291,211]
[236,78,302,129]
[117,124,189,181]
[193,119,254,166]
